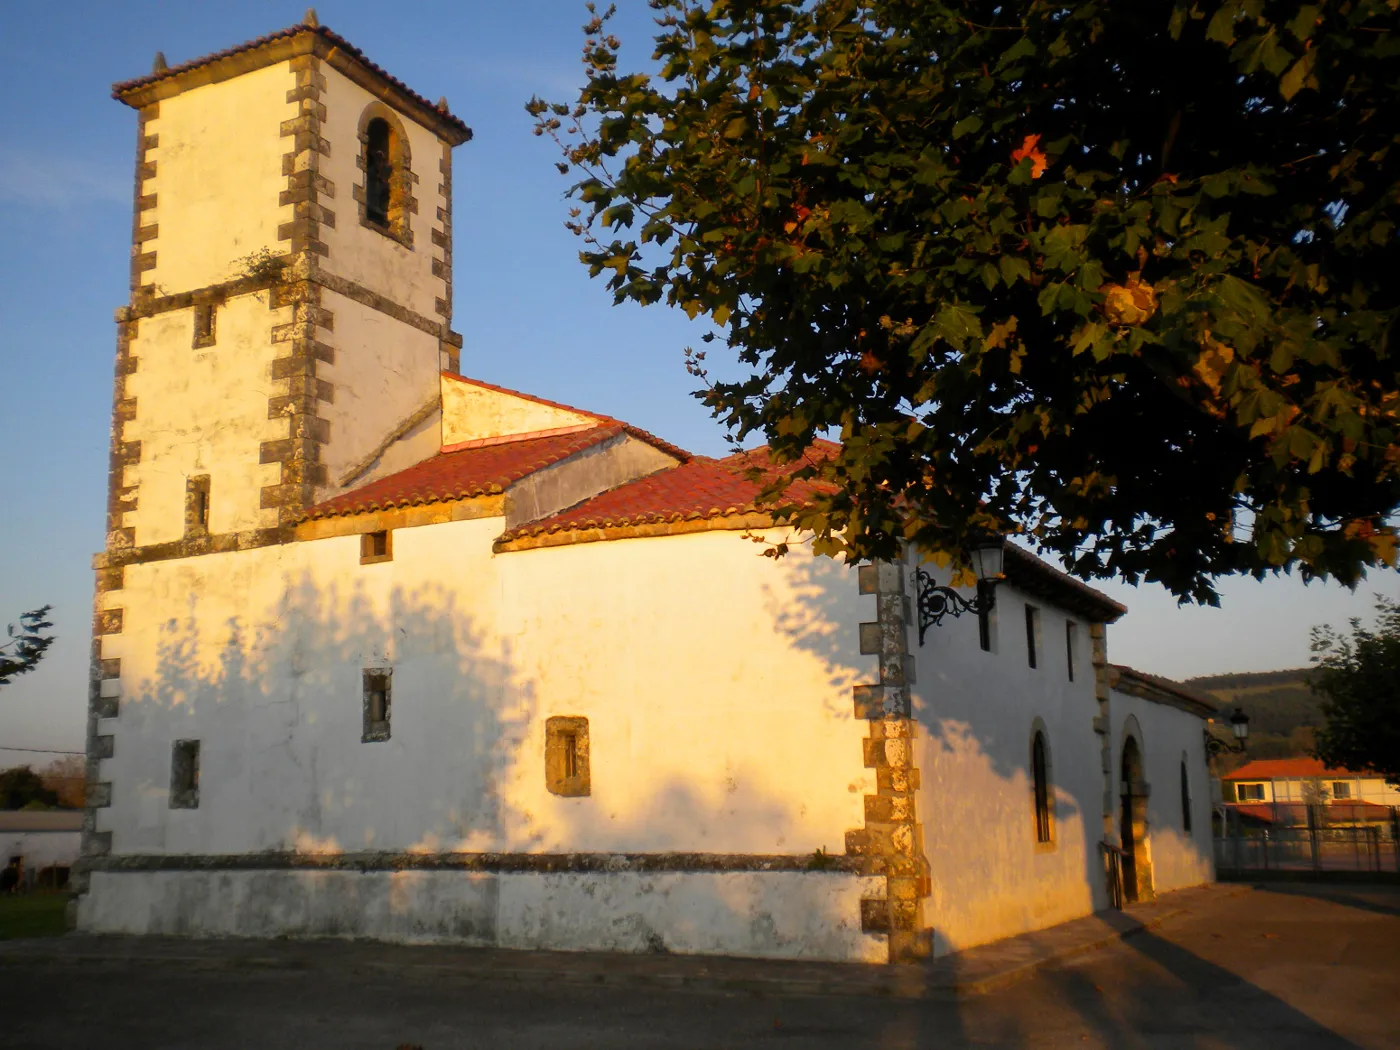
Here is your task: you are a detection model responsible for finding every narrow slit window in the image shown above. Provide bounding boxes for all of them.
[365,117,393,228]
[1181,761,1193,832]
[363,668,392,742]
[192,303,216,348]
[1025,605,1039,669]
[977,581,993,652]
[186,475,211,536]
[1065,621,1077,681]
[360,529,392,564]
[169,739,200,809]
[546,716,590,797]
[1032,731,1052,844]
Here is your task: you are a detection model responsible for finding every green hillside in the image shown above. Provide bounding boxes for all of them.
[1186,668,1323,768]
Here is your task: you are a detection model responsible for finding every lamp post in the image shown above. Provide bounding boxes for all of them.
[1205,707,1251,757]
[914,537,1005,646]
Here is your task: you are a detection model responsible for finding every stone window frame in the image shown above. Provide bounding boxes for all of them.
[1030,720,1055,848]
[360,529,393,565]
[185,475,211,538]
[545,715,590,797]
[1024,603,1041,670]
[353,103,416,250]
[169,739,200,809]
[363,667,392,742]
[192,302,217,349]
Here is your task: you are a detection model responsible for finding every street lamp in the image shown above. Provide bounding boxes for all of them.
[1205,707,1251,757]
[915,536,1005,646]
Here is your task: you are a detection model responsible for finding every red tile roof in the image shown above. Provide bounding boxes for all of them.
[111,20,471,141]
[1221,758,1370,781]
[497,444,839,542]
[302,425,627,521]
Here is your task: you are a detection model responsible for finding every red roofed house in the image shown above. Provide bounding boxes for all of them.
[76,16,1218,964]
[1221,758,1400,812]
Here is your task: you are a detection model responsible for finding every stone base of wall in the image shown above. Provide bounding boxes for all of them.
[80,869,887,963]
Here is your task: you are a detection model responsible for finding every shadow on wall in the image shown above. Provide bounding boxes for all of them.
[125,572,541,854]
[767,548,1216,957]
[99,566,881,960]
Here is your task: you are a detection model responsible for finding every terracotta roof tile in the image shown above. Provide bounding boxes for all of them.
[302,425,624,521]
[1221,758,1371,780]
[112,21,471,140]
[499,445,838,541]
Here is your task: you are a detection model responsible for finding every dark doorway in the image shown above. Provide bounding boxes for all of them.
[1120,737,1154,902]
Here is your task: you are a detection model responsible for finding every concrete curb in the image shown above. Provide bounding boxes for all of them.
[0,884,1253,1001]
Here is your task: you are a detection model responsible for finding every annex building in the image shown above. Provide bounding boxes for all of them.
[76,16,1218,964]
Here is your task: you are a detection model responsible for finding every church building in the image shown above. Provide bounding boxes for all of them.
[76,16,1218,964]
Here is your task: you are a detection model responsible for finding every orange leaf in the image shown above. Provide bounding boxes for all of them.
[1010,134,1048,178]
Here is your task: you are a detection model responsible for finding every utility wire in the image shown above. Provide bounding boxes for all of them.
[0,746,85,755]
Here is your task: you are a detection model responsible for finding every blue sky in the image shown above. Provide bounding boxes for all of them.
[0,1,1394,760]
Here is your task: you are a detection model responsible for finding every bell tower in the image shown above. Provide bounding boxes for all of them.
[103,13,470,561]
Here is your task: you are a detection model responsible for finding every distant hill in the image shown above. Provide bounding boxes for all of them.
[1186,668,1323,772]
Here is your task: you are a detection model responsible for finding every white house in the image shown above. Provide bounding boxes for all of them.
[75,15,1218,964]
[1,811,83,890]
[1223,758,1400,807]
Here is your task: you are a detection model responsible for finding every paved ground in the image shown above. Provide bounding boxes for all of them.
[2,882,1398,1049]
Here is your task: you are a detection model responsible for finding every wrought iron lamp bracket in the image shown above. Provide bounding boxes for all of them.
[915,568,996,647]
[1204,732,1247,758]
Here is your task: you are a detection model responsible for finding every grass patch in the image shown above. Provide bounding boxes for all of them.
[0,894,68,939]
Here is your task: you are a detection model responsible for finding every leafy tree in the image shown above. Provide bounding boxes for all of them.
[530,0,1399,600]
[39,756,86,810]
[0,606,55,688]
[0,766,59,811]
[1310,597,1400,787]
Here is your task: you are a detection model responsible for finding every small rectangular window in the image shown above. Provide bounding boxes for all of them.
[1025,605,1039,669]
[545,716,590,797]
[1065,621,1077,681]
[192,303,216,348]
[170,739,200,808]
[360,530,393,564]
[186,475,211,536]
[1237,783,1265,802]
[363,668,391,742]
[1332,781,1351,799]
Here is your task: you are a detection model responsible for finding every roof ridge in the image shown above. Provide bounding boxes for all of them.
[111,22,471,140]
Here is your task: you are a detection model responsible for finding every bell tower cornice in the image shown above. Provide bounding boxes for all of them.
[111,19,472,146]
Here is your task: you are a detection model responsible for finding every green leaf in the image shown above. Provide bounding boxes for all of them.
[1279,51,1315,101]
[952,115,983,140]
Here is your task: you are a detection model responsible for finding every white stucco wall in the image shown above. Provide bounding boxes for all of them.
[144,64,295,294]
[1110,692,1215,894]
[317,65,449,320]
[441,374,597,447]
[317,288,442,488]
[123,293,287,546]
[906,556,1109,956]
[0,831,80,878]
[81,869,885,962]
[96,525,871,859]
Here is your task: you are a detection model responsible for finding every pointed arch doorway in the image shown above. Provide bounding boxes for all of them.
[1119,736,1154,902]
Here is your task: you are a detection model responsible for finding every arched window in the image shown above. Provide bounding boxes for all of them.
[1032,730,1052,843]
[365,117,393,228]
[356,105,414,246]
[1180,759,1193,832]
